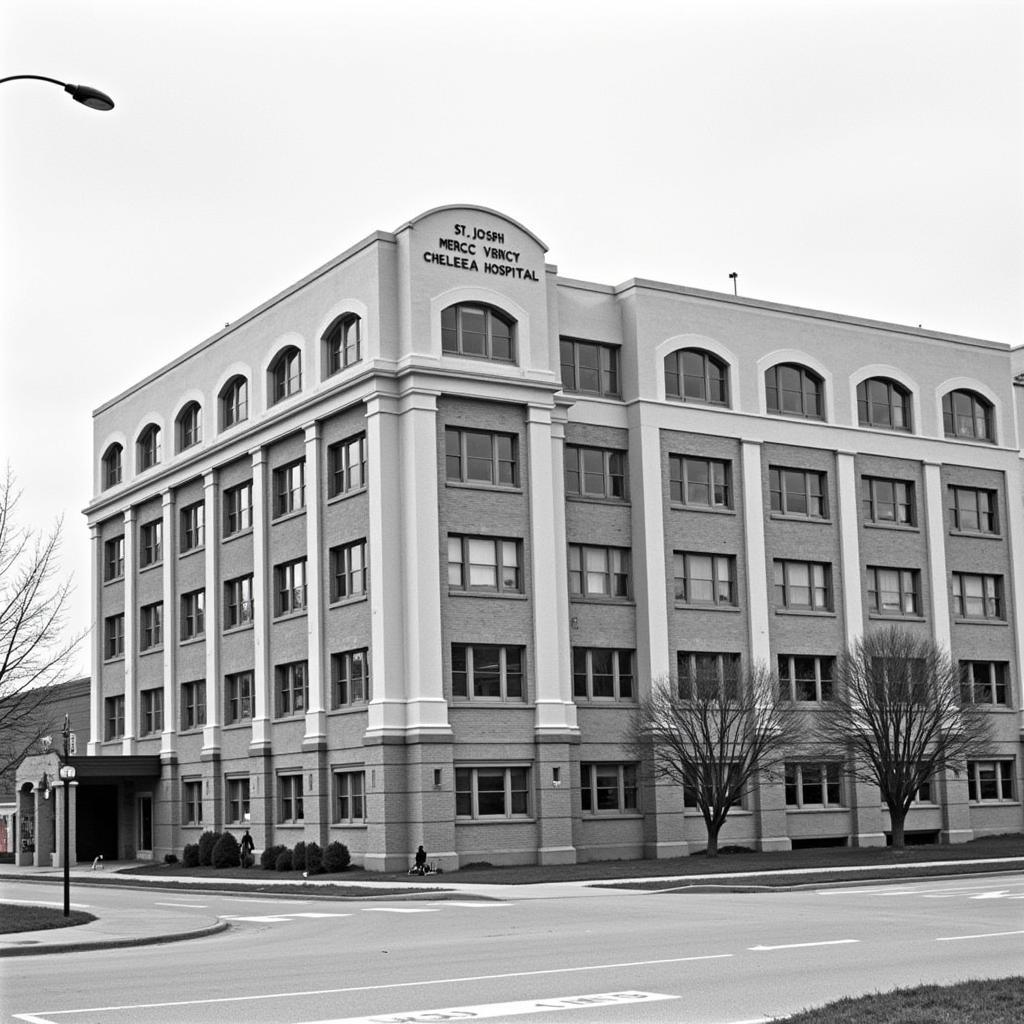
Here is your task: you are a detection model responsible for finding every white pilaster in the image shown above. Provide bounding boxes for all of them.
[202,471,221,751]
[922,461,951,650]
[89,525,103,754]
[835,450,864,645]
[303,421,327,741]
[161,491,177,756]
[741,440,771,663]
[121,507,137,755]
[250,447,272,750]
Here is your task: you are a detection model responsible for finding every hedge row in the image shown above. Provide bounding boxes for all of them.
[180,833,351,873]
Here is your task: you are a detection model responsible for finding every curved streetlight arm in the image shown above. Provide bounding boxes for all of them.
[0,74,115,110]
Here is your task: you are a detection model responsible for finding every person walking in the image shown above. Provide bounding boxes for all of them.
[240,829,255,868]
[414,845,427,875]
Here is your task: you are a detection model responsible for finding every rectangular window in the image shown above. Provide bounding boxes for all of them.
[183,780,203,825]
[769,467,828,519]
[179,502,205,553]
[785,763,844,808]
[103,536,125,581]
[952,573,1004,620]
[673,552,737,606]
[568,544,631,600]
[334,771,365,823]
[225,671,254,723]
[563,445,627,500]
[224,575,254,628]
[227,778,250,824]
[677,651,741,700]
[139,520,162,567]
[328,433,367,497]
[273,460,306,518]
[862,477,916,526]
[104,695,125,740]
[668,455,731,509]
[140,601,164,650]
[332,649,370,707]
[559,338,620,397]
[445,427,518,487]
[330,541,368,601]
[447,535,522,593]
[778,655,835,702]
[967,760,1016,802]
[960,661,1009,706]
[949,486,998,534]
[572,648,635,701]
[451,644,524,701]
[275,558,308,616]
[180,589,205,640]
[279,774,304,823]
[180,680,206,731]
[455,766,530,819]
[580,763,639,814]
[773,560,832,611]
[867,567,921,617]
[104,614,125,660]
[276,661,308,717]
[140,688,164,735]
[223,482,253,536]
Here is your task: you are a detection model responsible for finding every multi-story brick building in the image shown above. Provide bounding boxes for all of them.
[82,204,1024,869]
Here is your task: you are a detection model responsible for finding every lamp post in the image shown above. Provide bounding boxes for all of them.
[58,765,76,915]
[0,74,115,110]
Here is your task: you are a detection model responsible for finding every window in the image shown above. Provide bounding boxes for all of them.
[862,477,915,526]
[867,567,921,617]
[665,348,729,406]
[564,445,626,500]
[765,363,824,420]
[183,780,203,825]
[139,519,162,567]
[220,375,248,429]
[224,481,253,536]
[769,467,828,519]
[669,455,731,509]
[559,338,620,397]
[455,766,530,818]
[140,688,164,735]
[447,535,521,594]
[104,695,125,741]
[270,346,302,403]
[683,772,747,811]
[225,575,254,629]
[332,650,370,707]
[785,763,844,808]
[279,774,304,823]
[572,648,635,701]
[137,424,162,471]
[181,680,206,731]
[225,671,254,723]
[328,433,367,497]
[966,760,1016,802]
[949,486,998,534]
[324,314,362,374]
[140,601,163,650]
[180,502,205,552]
[568,544,631,599]
[227,778,251,824]
[445,427,518,487]
[673,552,737,606]
[442,303,515,361]
[104,614,124,660]
[103,536,124,581]
[275,558,308,616]
[329,541,367,601]
[773,560,832,611]
[334,771,365,823]
[952,573,1004,620]
[273,460,305,517]
[180,589,205,640]
[452,644,524,701]
[942,389,994,442]
[276,661,308,717]
[960,661,1009,706]
[581,764,639,814]
[176,402,202,452]
[857,377,911,431]
[102,443,123,488]
[778,655,835,702]
[677,651,741,700]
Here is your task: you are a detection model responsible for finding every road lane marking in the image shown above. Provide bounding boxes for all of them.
[154,902,208,908]
[362,908,440,914]
[936,929,1024,942]
[290,912,352,918]
[427,901,512,908]
[220,915,293,922]
[222,896,312,905]
[749,939,859,951]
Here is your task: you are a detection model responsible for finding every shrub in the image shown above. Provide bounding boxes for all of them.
[261,844,285,870]
[275,848,293,872]
[164,853,179,865]
[305,842,323,875]
[323,841,351,873]
[182,843,200,868]
[197,831,221,867]
[212,831,241,869]
[292,841,307,872]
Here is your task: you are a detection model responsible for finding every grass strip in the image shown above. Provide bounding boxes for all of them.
[1,905,96,934]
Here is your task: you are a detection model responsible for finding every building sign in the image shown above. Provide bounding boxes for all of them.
[422,222,540,282]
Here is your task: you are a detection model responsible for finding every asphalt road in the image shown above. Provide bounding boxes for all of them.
[2,874,1023,1024]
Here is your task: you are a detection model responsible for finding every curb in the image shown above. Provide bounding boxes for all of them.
[0,920,230,958]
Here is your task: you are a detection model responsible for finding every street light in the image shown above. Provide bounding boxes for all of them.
[60,715,76,916]
[0,74,115,110]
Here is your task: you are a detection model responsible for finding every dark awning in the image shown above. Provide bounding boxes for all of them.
[67,755,162,780]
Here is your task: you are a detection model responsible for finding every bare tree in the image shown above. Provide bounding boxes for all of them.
[816,627,988,848]
[0,467,85,776]
[630,660,800,857]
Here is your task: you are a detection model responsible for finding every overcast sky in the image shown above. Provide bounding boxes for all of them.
[2,0,1021,674]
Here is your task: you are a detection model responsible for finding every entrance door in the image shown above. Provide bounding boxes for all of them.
[137,795,153,854]
[76,785,119,861]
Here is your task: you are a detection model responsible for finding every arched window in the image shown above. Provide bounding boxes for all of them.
[664,349,729,406]
[220,376,249,429]
[176,402,202,452]
[441,304,515,362]
[323,315,361,376]
[765,363,824,420]
[102,443,123,489]
[269,347,302,404]
[856,377,911,431]
[137,424,162,472]
[942,389,994,442]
